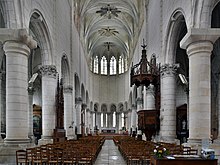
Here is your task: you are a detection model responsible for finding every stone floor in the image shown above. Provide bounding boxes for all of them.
[94,139,127,165]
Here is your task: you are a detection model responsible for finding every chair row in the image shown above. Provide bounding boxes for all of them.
[113,136,198,165]
[16,136,105,165]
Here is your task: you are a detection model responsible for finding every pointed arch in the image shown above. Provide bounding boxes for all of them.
[86,91,89,106]
[81,84,85,103]
[29,10,53,65]
[61,53,71,87]
[74,74,80,98]
[164,9,187,64]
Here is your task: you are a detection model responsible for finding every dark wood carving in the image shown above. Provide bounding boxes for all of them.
[138,110,160,141]
[53,78,66,142]
[137,70,160,141]
[150,156,217,165]
[130,46,159,88]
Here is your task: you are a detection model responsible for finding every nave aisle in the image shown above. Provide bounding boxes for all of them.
[94,139,126,165]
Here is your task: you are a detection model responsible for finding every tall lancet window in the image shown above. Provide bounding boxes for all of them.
[118,56,124,74]
[110,56,116,75]
[101,56,107,75]
[93,56,99,74]
[101,113,103,127]
[124,56,128,71]
[113,111,116,127]
[90,56,93,71]
[121,112,124,127]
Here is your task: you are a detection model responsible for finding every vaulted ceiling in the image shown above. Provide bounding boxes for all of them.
[74,0,145,66]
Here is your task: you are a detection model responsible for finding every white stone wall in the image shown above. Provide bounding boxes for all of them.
[90,71,130,110]
[147,0,162,61]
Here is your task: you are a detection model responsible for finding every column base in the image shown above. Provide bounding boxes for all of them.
[0,137,3,143]
[185,138,203,152]
[4,138,30,145]
[160,136,177,143]
[28,135,36,144]
[38,137,53,146]
[0,142,34,164]
[67,135,76,140]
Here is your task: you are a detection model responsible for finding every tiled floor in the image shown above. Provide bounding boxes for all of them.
[94,139,127,165]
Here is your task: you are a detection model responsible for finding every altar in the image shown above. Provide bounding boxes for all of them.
[150,156,217,165]
[101,127,116,134]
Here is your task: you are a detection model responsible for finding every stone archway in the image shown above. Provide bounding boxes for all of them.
[161,9,188,142]
[29,11,56,145]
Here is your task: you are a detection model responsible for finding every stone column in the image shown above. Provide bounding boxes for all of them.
[3,41,32,144]
[146,84,155,110]
[118,112,122,133]
[137,87,143,112]
[63,85,74,140]
[0,72,4,142]
[97,112,101,130]
[160,64,178,142]
[86,109,90,134]
[38,65,57,145]
[116,112,120,133]
[75,97,82,135]
[110,112,113,128]
[131,104,137,132]
[81,105,86,136]
[127,110,132,133]
[124,112,128,130]
[1,71,6,136]
[107,112,111,128]
[103,112,106,128]
[85,108,89,135]
[27,87,34,142]
[143,86,147,110]
[89,111,93,134]
[180,28,220,145]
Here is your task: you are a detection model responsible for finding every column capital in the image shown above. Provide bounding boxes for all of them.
[75,97,82,104]
[3,41,31,57]
[116,112,121,115]
[136,97,143,105]
[180,28,220,50]
[96,112,101,115]
[160,63,179,77]
[39,65,57,79]
[131,104,137,109]
[146,84,155,93]
[184,41,213,58]
[82,103,87,109]
[0,28,37,49]
[63,85,73,93]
